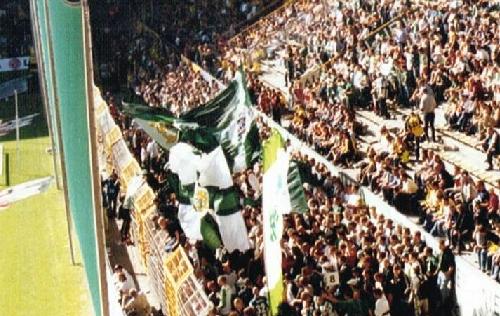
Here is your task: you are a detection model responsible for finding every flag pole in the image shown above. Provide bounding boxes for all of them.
[28,0,62,190]
[15,89,19,159]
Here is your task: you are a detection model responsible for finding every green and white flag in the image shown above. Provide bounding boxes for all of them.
[123,70,261,171]
[167,143,250,252]
[262,129,286,315]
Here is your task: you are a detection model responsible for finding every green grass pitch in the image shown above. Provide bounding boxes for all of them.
[0,93,93,316]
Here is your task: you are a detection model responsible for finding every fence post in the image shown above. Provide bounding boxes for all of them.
[5,153,10,187]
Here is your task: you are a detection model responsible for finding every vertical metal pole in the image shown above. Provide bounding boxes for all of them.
[15,90,20,159]
[29,0,62,190]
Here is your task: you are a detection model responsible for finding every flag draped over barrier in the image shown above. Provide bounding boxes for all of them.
[262,129,286,315]
[0,176,53,210]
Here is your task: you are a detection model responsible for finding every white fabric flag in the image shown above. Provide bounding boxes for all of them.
[215,211,250,253]
[168,142,200,185]
[262,149,289,293]
[0,176,52,209]
[198,146,233,189]
[178,204,203,241]
[124,175,145,209]
[264,150,292,214]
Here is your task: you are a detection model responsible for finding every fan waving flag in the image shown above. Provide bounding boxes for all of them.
[262,129,286,315]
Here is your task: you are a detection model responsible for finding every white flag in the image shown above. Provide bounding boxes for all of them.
[168,142,200,185]
[178,204,203,241]
[262,129,287,314]
[263,150,288,289]
[0,176,53,210]
[198,146,233,189]
[215,211,250,253]
[264,150,291,214]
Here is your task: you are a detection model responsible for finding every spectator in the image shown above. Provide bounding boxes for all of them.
[482,127,499,170]
[123,288,151,316]
[418,87,437,143]
[217,276,233,315]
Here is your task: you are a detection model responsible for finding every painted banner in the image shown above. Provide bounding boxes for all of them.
[455,257,500,316]
[0,57,29,72]
[0,113,39,137]
[262,129,286,315]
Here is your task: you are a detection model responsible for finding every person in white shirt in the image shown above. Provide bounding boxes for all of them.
[217,276,233,315]
[419,86,437,142]
[113,264,133,286]
[373,288,391,316]
[146,139,159,170]
[116,272,134,305]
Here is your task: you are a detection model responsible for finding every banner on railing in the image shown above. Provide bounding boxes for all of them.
[0,57,29,72]
[455,257,500,316]
[94,88,212,316]
[164,247,211,316]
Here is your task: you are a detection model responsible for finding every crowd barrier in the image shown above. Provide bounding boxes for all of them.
[93,87,211,316]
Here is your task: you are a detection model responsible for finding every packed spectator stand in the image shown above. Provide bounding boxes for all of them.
[92,1,500,316]
[0,1,32,58]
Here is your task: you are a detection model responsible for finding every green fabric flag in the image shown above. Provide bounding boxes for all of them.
[122,101,176,123]
[287,160,308,213]
[123,71,261,172]
[200,212,223,250]
[166,173,241,218]
[135,118,178,150]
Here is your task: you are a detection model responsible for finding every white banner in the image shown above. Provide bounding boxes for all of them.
[0,177,53,209]
[263,148,286,298]
[0,57,29,72]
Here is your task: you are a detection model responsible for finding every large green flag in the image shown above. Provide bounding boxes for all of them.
[123,71,261,172]
[287,160,308,214]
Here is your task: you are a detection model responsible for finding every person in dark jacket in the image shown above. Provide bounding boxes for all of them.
[482,127,499,170]
[448,204,474,254]
[117,195,131,243]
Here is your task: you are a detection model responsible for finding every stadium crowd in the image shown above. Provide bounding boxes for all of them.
[103,100,464,316]
[0,1,31,58]
[93,0,500,315]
